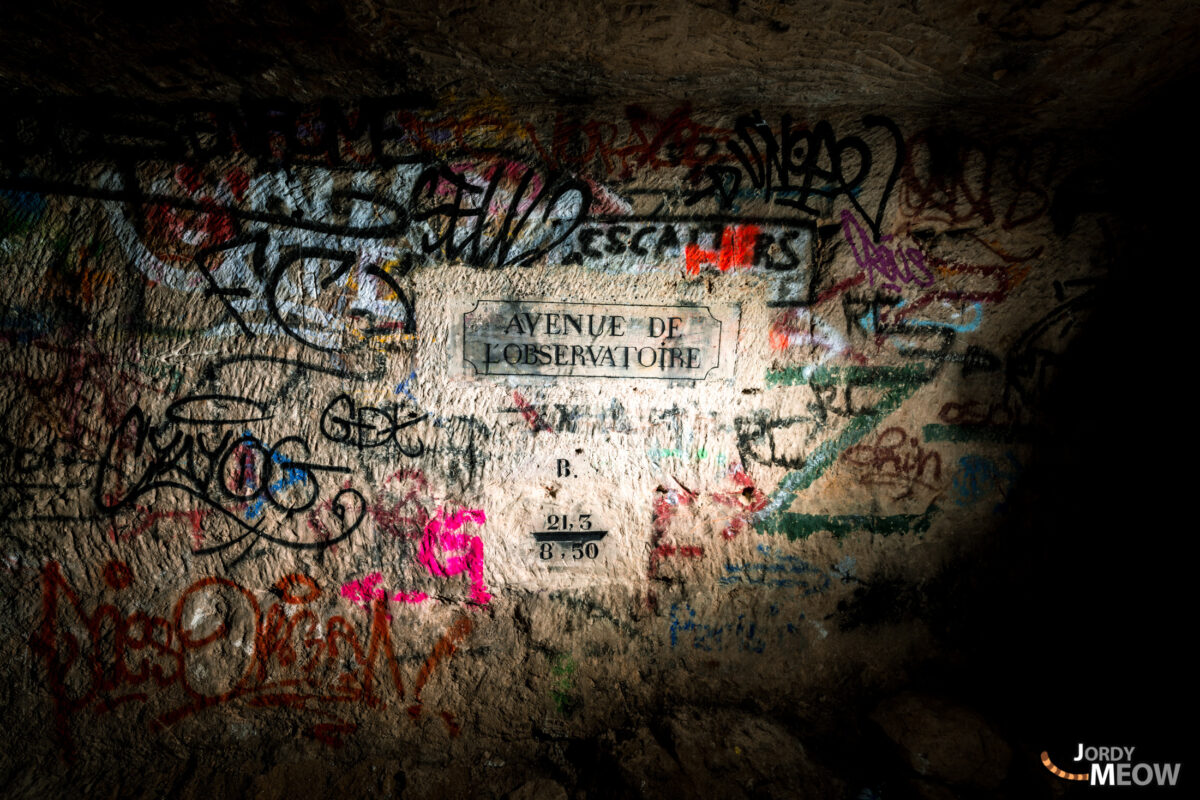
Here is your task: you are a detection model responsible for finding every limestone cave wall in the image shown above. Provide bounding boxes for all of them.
[0,3,1195,798]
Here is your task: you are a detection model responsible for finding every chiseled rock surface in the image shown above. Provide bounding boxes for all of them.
[872,692,1013,788]
[0,3,1190,797]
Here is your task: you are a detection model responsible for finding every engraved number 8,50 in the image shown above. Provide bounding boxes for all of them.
[539,542,599,560]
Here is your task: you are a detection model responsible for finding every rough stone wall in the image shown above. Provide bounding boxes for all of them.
[0,58,1191,800]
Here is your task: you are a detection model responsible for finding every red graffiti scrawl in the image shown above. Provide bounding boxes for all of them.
[29,561,473,758]
[685,224,760,275]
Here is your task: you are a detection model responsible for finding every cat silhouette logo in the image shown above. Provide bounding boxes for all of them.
[1042,745,1181,787]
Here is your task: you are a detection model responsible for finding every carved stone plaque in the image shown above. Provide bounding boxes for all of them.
[462,300,729,380]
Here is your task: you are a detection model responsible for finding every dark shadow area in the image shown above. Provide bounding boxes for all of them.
[927,68,1198,794]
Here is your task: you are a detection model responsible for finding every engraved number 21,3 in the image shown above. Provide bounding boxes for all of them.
[545,513,592,531]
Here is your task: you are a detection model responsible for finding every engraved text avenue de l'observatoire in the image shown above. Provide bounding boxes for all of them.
[463,300,723,380]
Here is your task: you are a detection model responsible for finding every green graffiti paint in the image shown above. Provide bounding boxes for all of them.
[550,652,577,716]
[765,363,933,388]
[754,364,937,532]
[757,505,939,541]
[922,423,1032,443]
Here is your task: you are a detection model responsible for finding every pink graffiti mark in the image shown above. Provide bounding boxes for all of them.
[647,480,703,611]
[710,466,769,539]
[440,159,546,218]
[341,507,491,610]
[513,390,555,434]
[305,479,358,550]
[141,165,244,267]
[339,573,430,613]
[420,508,491,606]
[108,505,214,550]
[368,468,433,541]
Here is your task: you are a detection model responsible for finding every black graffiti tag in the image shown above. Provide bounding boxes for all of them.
[689,113,904,242]
[320,394,428,455]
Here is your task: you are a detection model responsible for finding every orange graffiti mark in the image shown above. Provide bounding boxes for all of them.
[685,224,760,275]
[30,561,476,757]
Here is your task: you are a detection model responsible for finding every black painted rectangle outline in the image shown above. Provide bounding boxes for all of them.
[463,299,722,381]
